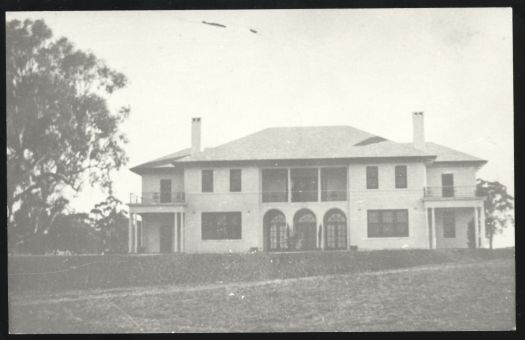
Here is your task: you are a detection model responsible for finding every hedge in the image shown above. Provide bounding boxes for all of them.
[8,248,513,293]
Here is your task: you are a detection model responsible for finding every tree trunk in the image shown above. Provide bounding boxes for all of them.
[489,234,493,250]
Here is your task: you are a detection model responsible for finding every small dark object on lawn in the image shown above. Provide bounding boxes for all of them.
[249,247,259,254]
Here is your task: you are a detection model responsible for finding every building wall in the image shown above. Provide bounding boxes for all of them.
[426,163,478,188]
[135,160,482,253]
[348,160,429,250]
[183,166,262,253]
[434,208,474,248]
[141,168,185,194]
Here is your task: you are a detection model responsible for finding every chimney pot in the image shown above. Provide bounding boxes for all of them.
[412,111,425,150]
[191,117,202,153]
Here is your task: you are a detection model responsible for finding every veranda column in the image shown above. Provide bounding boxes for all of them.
[479,205,486,248]
[134,214,139,253]
[181,212,185,253]
[425,208,430,249]
[173,212,177,253]
[474,207,480,249]
[431,207,437,249]
[128,212,133,253]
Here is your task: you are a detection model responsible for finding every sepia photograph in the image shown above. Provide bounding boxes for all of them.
[6,7,515,333]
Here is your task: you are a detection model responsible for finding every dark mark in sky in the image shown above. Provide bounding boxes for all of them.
[202,21,227,28]
[250,29,258,34]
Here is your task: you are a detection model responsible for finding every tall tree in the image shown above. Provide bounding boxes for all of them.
[476,179,514,249]
[6,19,129,253]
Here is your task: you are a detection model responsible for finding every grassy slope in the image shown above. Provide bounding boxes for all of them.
[8,249,512,293]
[9,257,515,333]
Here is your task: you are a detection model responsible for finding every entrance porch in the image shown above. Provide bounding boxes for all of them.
[424,199,486,249]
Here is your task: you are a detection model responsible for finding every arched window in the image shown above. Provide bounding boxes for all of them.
[324,209,347,250]
[293,209,317,250]
[263,210,287,251]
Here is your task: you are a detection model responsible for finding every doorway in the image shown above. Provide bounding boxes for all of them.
[441,173,454,197]
[159,224,173,253]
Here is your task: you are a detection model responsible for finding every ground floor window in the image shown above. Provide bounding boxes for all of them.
[202,212,242,240]
[367,209,409,237]
[442,210,456,238]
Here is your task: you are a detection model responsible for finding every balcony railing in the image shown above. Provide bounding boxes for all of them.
[129,192,185,205]
[262,190,348,203]
[423,186,478,199]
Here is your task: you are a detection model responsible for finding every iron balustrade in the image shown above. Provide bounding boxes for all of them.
[423,186,478,198]
[129,192,185,204]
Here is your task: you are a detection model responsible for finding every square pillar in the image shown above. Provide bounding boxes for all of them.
[128,213,134,253]
[479,206,486,248]
[425,208,430,249]
[175,213,179,253]
[133,214,139,253]
[474,207,480,249]
[431,208,437,249]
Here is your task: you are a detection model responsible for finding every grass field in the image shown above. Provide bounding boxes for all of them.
[9,256,515,333]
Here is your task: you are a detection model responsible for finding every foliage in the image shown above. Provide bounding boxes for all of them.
[476,179,514,249]
[46,213,102,254]
[90,195,129,253]
[6,19,129,252]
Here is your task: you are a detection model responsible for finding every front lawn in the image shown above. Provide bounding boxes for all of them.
[8,248,512,293]
[9,256,515,332]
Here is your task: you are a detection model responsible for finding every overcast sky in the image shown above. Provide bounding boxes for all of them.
[7,9,514,246]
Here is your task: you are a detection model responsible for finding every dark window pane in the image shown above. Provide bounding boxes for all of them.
[230,169,242,192]
[368,211,379,223]
[321,167,347,201]
[367,209,409,238]
[202,170,214,192]
[291,168,318,202]
[201,212,242,240]
[395,165,407,188]
[366,166,378,189]
[262,169,288,202]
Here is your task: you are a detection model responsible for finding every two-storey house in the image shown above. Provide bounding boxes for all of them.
[128,112,488,253]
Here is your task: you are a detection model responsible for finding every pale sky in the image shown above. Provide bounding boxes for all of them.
[7,9,514,247]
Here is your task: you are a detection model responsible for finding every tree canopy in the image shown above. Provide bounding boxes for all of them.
[476,179,514,249]
[7,19,130,253]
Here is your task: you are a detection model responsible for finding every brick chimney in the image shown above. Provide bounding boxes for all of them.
[412,112,425,150]
[191,117,202,154]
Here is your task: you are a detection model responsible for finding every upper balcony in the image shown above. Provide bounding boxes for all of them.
[129,192,186,205]
[423,186,481,200]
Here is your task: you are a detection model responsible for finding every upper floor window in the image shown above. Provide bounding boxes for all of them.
[321,167,347,201]
[367,209,409,238]
[291,168,318,202]
[262,168,288,202]
[443,210,456,238]
[202,169,214,192]
[230,169,242,192]
[201,212,242,240]
[366,166,379,189]
[395,165,407,189]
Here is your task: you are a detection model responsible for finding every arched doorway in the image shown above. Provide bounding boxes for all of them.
[293,209,317,250]
[263,209,288,251]
[324,209,347,250]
